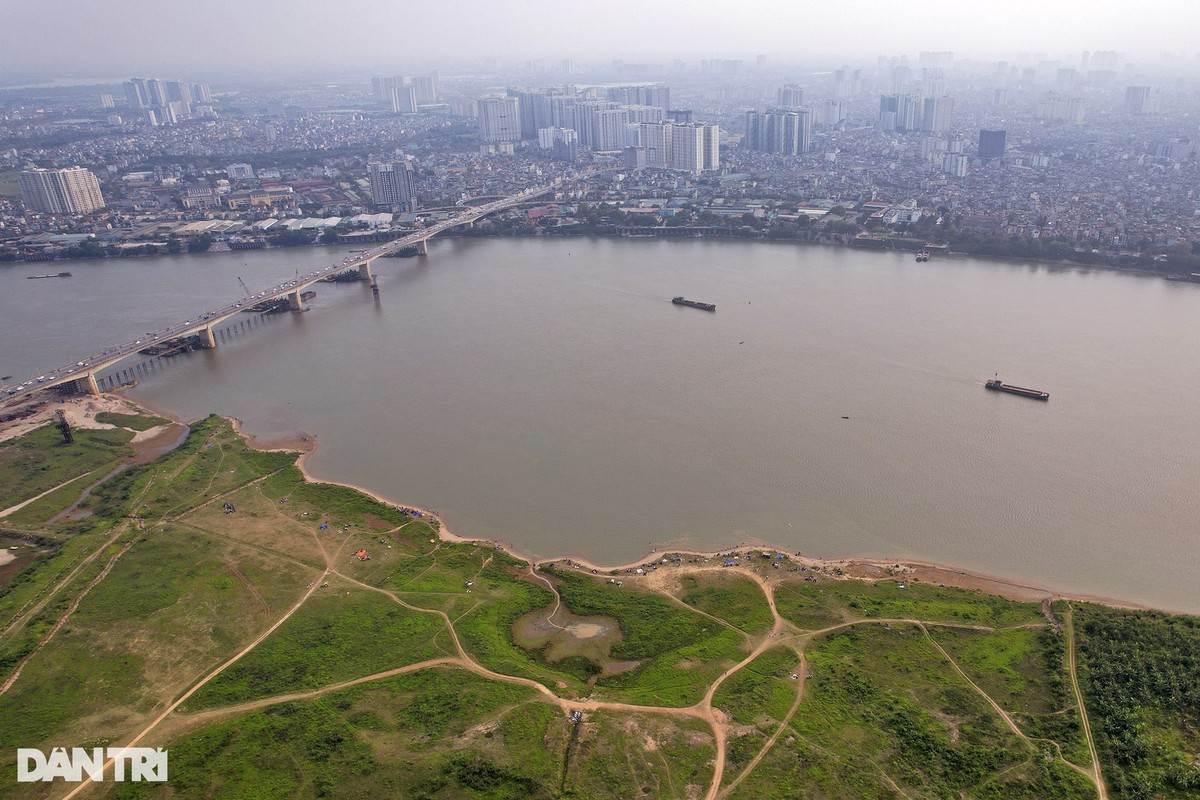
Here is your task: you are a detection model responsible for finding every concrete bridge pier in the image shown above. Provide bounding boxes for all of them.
[416,238,428,256]
[288,290,304,311]
[198,325,217,348]
[358,260,374,282]
[78,372,101,396]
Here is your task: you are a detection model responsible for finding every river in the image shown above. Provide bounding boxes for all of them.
[2,237,1198,613]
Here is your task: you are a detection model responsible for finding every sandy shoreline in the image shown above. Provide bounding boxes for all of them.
[1,395,1173,615]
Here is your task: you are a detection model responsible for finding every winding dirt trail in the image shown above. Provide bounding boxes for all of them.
[918,623,1032,746]
[14,474,1104,800]
[58,570,329,800]
[0,541,132,697]
[1066,603,1107,800]
[718,652,807,798]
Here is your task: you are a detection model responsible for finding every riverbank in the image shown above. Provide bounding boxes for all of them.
[3,392,1172,614]
[5,226,1195,289]
[94,397,1158,616]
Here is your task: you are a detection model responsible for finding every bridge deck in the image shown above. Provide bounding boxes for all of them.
[2,183,558,400]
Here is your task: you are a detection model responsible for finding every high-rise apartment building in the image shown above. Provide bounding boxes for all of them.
[636,122,719,173]
[607,85,670,110]
[18,167,105,214]
[745,109,811,155]
[942,152,968,177]
[878,94,922,132]
[412,74,439,104]
[640,122,673,168]
[390,85,417,114]
[367,159,416,211]
[537,127,580,163]
[671,125,706,174]
[1125,85,1154,114]
[478,97,522,142]
[776,85,804,108]
[921,96,953,132]
[124,79,147,108]
[978,130,1006,161]
[123,76,205,120]
[1038,93,1086,123]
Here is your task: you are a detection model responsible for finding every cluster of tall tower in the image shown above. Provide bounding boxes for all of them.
[626,121,720,174]
[371,75,439,113]
[476,85,719,174]
[744,109,812,155]
[123,77,212,125]
[878,94,954,133]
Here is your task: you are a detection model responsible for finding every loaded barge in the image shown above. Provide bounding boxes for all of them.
[27,272,72,279]
[985,375,1049,400]
[672,296,716,312]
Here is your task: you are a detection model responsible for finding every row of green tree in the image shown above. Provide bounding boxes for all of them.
[1076,605,1200,798]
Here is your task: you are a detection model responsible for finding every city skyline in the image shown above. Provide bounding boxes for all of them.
[2,0,1199,76]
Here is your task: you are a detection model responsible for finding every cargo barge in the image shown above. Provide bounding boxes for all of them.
[672,296,716,312]
[985,376,1049,400]
[27,272,72,279]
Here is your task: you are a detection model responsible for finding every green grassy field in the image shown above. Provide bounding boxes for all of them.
[677,571,774,634]
[93,411,171,431]
[0,423,133,509]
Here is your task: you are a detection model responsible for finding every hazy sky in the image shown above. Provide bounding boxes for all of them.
[2,0,1197,75]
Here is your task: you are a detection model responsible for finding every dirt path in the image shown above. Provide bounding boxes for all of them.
[718,651,807,798]
[58,571,330,800]
[175,656,463,728]
[0,471,94,519]
[1066,604,1107,800]
[0,540,132,697]
[697,572,790,799]
[918,624,1033,745]
[0,525,126,641]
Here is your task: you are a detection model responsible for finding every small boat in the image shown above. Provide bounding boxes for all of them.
[985,375,1049,400]
[672,296,716,312]
[915,249,930,262]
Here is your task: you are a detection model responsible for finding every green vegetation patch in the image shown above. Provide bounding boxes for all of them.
[546,567,746,705]
[116,701,376,799]
[0,422,133,508]
[1076,603,1200,798]
[0,470,93,526]
[677,571,774,634]
[566,710,715,800]
[94,411,171,431]
[85,415,294,522]
[776,578,1045,629]
[140,669,563,800]
[185,585,448,711]
[775,622,1092,799]
[930,625,1090,765]
[713,646,802,728]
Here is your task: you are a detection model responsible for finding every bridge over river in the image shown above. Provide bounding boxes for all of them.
[2,181,560,402]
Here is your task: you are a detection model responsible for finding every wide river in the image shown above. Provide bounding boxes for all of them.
[3,237,1199,613]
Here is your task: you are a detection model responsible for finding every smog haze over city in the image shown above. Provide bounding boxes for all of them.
[4,1,1200,799]
[2,0,1199,74]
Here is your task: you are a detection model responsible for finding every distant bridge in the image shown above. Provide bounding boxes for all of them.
[2,181,560,401]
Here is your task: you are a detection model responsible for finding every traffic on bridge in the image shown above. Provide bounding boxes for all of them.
[1,181,560,401]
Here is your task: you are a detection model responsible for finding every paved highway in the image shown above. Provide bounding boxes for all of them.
[1,182,559,401]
